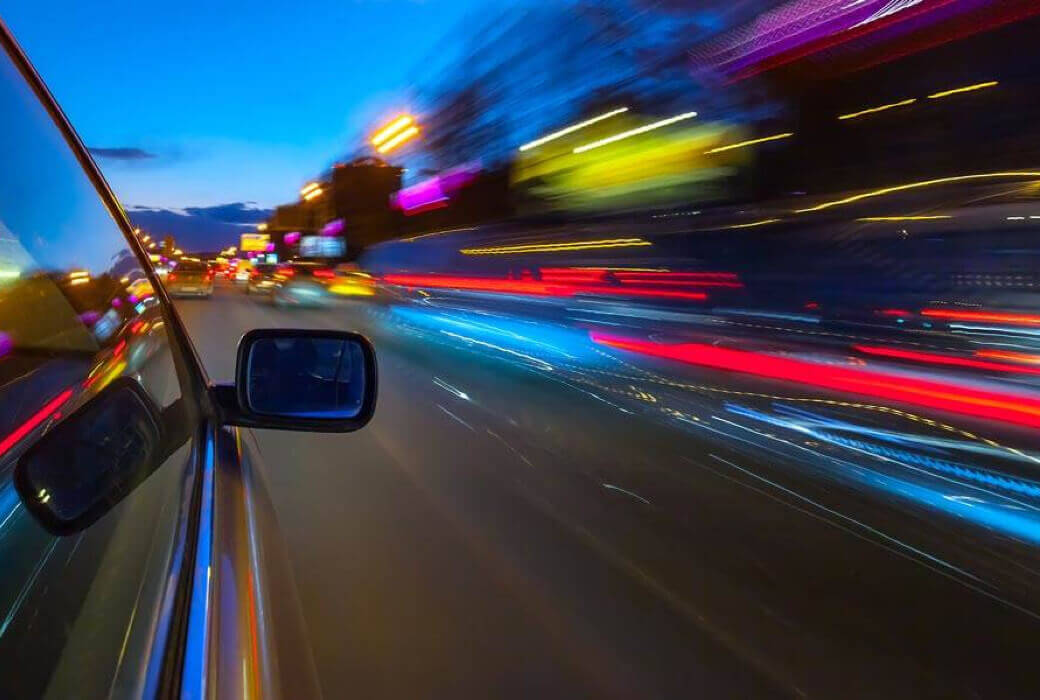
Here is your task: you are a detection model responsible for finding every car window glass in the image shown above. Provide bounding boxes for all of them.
[0,43,195,699]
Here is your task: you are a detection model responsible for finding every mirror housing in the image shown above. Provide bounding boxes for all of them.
[215,328,377,432]
[16,378,165,535]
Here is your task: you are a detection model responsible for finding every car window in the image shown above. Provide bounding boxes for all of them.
[0,41,196,699]
[174,261,207,272]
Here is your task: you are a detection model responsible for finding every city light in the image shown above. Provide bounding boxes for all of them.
[68,270,90,279]
[858,215,952,222]
[371,115,414,146]
[705,132,793,154]
[927,80,998,100]
[377,125,420,154]
[257,223,267,231]
[837,98,916,121]
[300,182,321,197]
[303,187,324,201]
[573,111,698,154]
[460,238,652,255]
[794,172,1040,213]
[519,107,629,152]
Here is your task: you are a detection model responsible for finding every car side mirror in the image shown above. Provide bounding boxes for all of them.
[15,378,165,535]
[215,328,377,432]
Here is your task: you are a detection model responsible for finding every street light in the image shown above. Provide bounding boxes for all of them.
[303,187,324,201]
[257,223,267,231]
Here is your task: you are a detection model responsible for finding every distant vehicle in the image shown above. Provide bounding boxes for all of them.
[271,261,334,308]
[165,260,213,298]
[233,259,252,284]
[246,263,278,295]
[328,264,375,297]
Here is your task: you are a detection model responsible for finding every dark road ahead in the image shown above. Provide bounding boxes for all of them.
[177,287,781,698]
[176,283,1040,699]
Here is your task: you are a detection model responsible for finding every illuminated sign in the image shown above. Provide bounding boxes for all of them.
[240,233,271,252]
[299,236,345,258]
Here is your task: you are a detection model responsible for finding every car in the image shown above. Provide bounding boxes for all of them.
[327,264,376,297]
[233,261,252,284]
[0,24,375,699]
[245,262,277,295]
[165,259,214,298]
[269,261,334,308]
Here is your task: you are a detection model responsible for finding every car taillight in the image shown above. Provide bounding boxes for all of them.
[314,268,334,279]
[168,272,177,282]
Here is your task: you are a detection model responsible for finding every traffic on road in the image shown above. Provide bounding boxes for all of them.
[3,3,1040,699]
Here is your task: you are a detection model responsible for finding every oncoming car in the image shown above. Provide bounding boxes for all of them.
[0,21,376,699]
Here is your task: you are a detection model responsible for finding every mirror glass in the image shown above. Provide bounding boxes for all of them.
[16,379,162,533]
[246,335,367,418]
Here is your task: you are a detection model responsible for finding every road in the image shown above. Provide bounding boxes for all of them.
[176,283,1040,698]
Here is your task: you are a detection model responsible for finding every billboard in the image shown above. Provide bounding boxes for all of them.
[299,236,344,258]
[240,233,270,252]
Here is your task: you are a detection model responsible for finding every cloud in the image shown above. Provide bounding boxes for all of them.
[127,202,273,252]
[89,146,157,160]
[184,201,271,224]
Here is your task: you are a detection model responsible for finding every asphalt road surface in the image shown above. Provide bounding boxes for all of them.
[175,283,1040,699]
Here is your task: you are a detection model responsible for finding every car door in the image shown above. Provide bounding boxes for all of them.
[0,24,205,699]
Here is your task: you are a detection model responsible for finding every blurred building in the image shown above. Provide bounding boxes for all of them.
[261,158,403,260]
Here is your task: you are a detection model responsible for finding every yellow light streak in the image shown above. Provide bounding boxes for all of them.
[837,98,916,120]
[377,126,419,154]
[723,218,782,229]
[858,215,952,222]
[794,172,1040,213]
[371,116,414,146]
[705,132,793,154]
[461,238,652,255]
[927,81,998,100]
[300,182,321,196]
[303,187,324,201]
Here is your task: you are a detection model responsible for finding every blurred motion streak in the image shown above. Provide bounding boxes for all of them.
[459,238,651,255]
[591,333,1040,429]
[921,309,1040,326]
[723,218,782,229]
[0,389,74,458]
[519,108,629,152]
[572,111,698,154]
[377,126,420,154]
[976,350,1040,365]
[858,215,951,221]
[853,345,1040,376]
[371,115,414,146]
[704,133,793,154]
[838,98,917,120]
[928,80,999,99]
[382,272,709,301]
[794,172,1040,212]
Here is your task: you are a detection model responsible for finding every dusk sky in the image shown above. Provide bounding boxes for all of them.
[3,1,488,211]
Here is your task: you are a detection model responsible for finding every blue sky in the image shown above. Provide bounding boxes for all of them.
[3,0,487,209]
